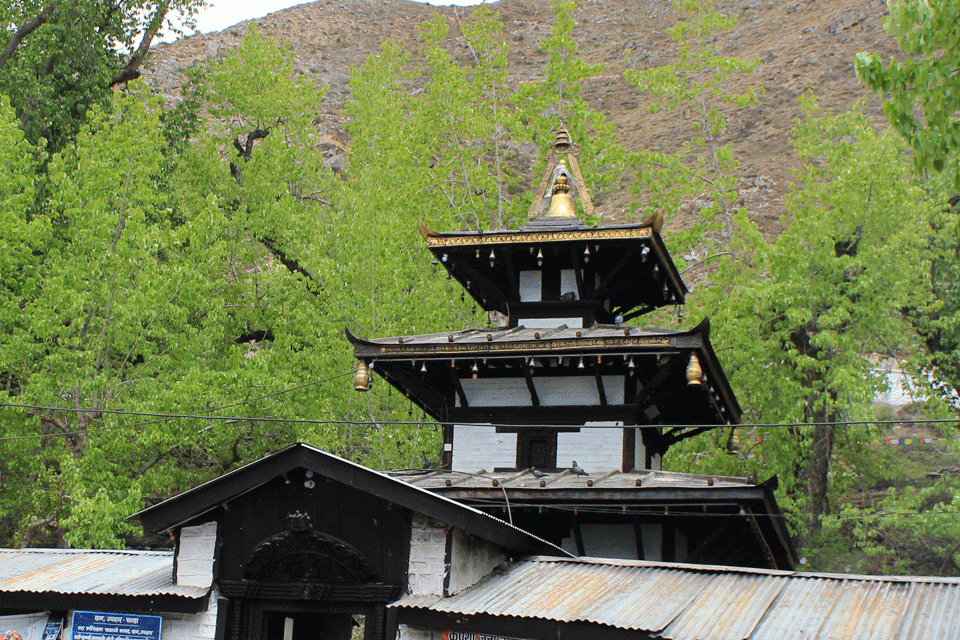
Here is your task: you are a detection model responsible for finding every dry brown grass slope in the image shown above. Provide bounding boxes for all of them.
[145,0,900,236]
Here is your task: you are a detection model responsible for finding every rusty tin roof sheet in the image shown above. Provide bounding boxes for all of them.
[390,556,960,640]
[0,549,207,598]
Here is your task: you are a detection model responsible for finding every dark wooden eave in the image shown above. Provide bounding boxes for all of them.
[418,220,688,323]
[0,591,208,615]
[392,470,797,570]
[347,318,741,435]
[131,443,567,558]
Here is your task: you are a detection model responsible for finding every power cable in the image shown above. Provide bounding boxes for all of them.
[0,400,958,442]
[2,401,960,430]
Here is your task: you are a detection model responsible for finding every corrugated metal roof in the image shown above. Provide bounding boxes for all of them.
[390,556,960,640]
[0,549,207,598]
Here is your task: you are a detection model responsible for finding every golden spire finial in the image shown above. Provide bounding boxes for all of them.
[527,129,595,222]
[545,164,576,218]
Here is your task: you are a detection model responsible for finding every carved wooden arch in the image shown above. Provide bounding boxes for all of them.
[243,511,381,584]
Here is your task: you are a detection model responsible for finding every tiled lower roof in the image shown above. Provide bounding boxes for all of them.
[389,466,755,492]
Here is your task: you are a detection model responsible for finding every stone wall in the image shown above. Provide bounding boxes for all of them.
[176,522,217,588]
[407,514,447,597]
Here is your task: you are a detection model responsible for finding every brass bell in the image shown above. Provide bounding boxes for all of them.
[726,428,741,455]
[686,354,703,386]
[353,360,371,392]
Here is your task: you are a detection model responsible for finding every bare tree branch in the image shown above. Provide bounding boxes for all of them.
[111,0,171,87]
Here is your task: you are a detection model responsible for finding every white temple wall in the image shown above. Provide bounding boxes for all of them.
[460,377,624,407]
[556,424,623,472]
[451,425,516,471]
[407,514,447,597]
[397,624,441,640]
[448,529,508,596]
[177,522,217,588]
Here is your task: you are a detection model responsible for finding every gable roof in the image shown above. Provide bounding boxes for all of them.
[391,556,960,640]
[132,443,568,558]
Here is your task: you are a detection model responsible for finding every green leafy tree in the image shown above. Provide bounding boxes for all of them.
[623,0,757,296]
[0,29,358,547]
[0,0,203,149]
[1,86,227,547]
[415,9,520,230]
[856,1,960,409]
[669,103,934,553]
[820,475,960,575]
[855,0,960,177]
[518,0,622,217]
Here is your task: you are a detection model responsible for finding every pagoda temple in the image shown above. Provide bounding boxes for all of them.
[348,129,740,474]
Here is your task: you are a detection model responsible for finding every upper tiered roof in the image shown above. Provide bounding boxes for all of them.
[419,129,686,328]
[349,128,741,469]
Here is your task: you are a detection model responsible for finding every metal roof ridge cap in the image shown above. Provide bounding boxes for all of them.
[590,469,620,485]
[649,470,756,484]
[350,328,457,344]
[791,570,960,584]
[446,329,483,343]
[501,469,536,485]
[405,470,446,484]
[533,555,798,577]
[9,548,172,555]
[437,470,484,487]
[498,326,525,338]
[620,324,685,335]
[538,325,569,339]
[533,556,960,584]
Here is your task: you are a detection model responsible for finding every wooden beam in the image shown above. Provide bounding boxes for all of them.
[449,257,510,308]
[593,364,608,405]
[522,364,541,407]
[448,366,468,408]
[569,245,587,298]
[634,355,681,408]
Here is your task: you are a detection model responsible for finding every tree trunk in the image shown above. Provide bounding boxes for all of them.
[807,413,836,534]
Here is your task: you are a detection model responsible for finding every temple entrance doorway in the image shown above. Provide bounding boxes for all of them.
[261,612,362,640]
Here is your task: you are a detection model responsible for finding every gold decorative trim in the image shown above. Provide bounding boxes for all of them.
[369,335,673,356]
[527,148,559,220]
[566,153,594,217]
[423,226,652,248]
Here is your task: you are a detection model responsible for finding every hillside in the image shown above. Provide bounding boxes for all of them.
[144,0,900,237]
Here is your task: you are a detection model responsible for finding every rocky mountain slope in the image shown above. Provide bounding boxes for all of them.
[145,0,899,235]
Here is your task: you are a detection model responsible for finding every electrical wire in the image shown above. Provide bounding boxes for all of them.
[0,371,355,440]
[0,399,959,442]
[2,401,959,430]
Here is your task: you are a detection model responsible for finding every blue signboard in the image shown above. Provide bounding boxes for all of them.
[71,612,161,640]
